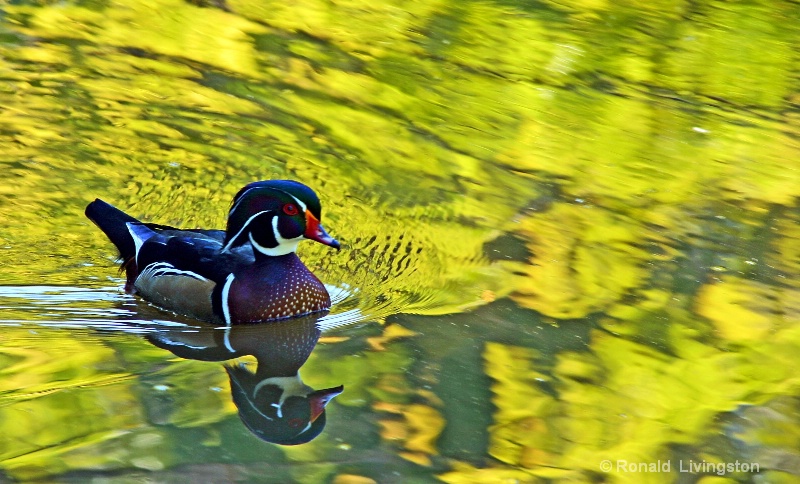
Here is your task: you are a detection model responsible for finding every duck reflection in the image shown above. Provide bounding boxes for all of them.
[144,313,343,445]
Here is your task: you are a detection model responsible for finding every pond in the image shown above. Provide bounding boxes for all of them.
[0,0,799,482]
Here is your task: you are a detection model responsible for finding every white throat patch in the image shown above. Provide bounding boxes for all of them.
[249,215,301,256]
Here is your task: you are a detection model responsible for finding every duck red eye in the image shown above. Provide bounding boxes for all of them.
[283,203,299,216]
[288,418,303,428]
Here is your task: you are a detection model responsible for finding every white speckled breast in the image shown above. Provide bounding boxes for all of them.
[227,254,331,323]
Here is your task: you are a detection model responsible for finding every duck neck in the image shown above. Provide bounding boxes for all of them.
[252,250,302,267]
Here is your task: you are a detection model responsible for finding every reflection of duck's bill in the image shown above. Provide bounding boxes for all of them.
[310,385,344,422]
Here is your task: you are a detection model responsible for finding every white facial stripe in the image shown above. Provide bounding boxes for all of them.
[221,210,272,252]
[253,375,308,404]
[225,195,308,256]
[272,214,299,247]
[288,193,307,213]
[271,402,283,419]
[228,186,260,217]
[250,403,275,422]
[248,216,301,256]
[229,187,307,218]
[228,368,274,421]
[249,231,300,256]
[221,273,235,327]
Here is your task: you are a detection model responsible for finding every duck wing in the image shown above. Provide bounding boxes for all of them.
[128,223,253,323]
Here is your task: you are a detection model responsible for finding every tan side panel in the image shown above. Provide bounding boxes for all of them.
[136,275,218,324]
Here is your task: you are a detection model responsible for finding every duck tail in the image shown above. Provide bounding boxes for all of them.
[85,198,141,266]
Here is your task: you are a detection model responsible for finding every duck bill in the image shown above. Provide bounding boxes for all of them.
[309,385,344,422]
[304,211,340,249]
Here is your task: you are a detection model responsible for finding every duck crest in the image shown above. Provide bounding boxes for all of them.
[86,180,340,324]
[224,180,324,251]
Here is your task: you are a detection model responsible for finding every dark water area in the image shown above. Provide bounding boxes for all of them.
[0,0,799,482]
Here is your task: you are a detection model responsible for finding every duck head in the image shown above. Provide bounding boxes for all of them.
[226,367,343,445]
[222,180,340,256]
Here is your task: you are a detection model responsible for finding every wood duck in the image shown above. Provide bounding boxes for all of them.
[86,180,340,325]
[147,313,343,445]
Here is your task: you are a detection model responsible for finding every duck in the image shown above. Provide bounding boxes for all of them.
[146,313,343,445]
[86,180,340,325]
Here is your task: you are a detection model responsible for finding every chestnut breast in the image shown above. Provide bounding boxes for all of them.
[227,254,331,323]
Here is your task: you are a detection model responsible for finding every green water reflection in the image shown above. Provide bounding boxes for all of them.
[0,0,799,482]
